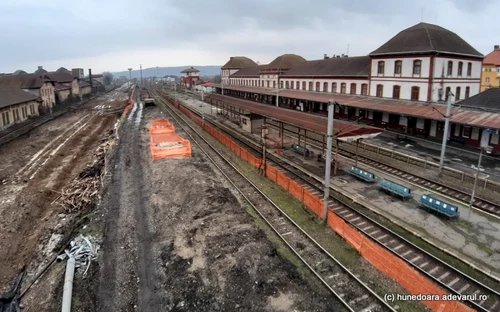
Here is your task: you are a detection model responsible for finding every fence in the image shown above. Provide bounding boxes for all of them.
[162,94,474,312]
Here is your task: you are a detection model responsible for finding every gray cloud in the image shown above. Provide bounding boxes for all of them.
[0,0,497,72]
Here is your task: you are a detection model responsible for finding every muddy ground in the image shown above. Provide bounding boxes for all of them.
[0,85,130,310]
[92,101,339,311]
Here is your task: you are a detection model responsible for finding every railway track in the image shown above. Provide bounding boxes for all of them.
[262,120,500,218]
[337,146,500,216]
[154,93,396,312]
[159,92,500,312]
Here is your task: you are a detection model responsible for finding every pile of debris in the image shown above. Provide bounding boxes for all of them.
[56,137,112,213]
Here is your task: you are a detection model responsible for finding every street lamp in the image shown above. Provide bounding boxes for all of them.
[438,92,454,175]
[467,132,493,220]
[322,100,335,222]
[127,68,132,88]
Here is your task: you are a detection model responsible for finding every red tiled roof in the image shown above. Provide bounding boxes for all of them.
[483,50,500,66]
[206,93,382,139]
[213,84,500,130]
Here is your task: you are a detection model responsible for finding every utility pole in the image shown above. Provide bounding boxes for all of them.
[140,64,143,88]
[322,100,335,222]
[261,124,268,175]
[438,92,454,175]
[127,68,132,88]
[276,87,279,107]
[468,137,492,220]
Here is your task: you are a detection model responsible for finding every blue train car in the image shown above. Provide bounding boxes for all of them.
[347,166,377,183]
[379,179,412,200]
[420,194,460,219]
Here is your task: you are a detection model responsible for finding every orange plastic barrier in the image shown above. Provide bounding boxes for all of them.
[122,103,133,118]
[162,94,475,312]
[150,120,175,134]
[150,133,191,160]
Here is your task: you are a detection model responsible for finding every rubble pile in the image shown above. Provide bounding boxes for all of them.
[56,137,112,213]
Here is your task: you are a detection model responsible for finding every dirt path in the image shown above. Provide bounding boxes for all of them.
[96,100,338,311]
[0,86,129,293]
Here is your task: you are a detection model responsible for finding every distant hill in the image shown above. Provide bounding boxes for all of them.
[113,66,221,78]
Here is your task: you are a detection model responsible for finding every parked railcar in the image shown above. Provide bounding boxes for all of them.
[379,178,412,200]
[347,166,377,183]
[419,194,460,219]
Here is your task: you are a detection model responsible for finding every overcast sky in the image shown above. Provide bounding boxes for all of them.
[0,0,498,74]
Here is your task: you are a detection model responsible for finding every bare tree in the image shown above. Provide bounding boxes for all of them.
[103,71,114,86]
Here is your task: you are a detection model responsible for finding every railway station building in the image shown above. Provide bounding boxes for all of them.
[216,23,500,154]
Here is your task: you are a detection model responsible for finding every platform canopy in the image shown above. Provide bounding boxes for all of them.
[207,94,383,141]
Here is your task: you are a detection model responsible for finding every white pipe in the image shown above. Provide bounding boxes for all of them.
[61,257,75,312]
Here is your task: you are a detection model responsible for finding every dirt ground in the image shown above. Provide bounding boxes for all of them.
[0,85,129,308]
[91,101,339,311]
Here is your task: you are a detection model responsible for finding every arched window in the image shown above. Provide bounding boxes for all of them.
[413,60,422,75]
[458,62,463,76]
[315,82,320,92]
[350,83,357,95]
[285,81,289,89]
[332,82,337,93]
[323,82,328,92]
[411,86,420,101]
[308,81,313,90]
[273,81,276,88]
[467,63,472,76]
[361,84,368,95]
[377,61,385,74]
[296,81,300,89]
[291,81,294,89]
[456,87,461,101]
[465,86,470,98]
[392,85,400,99]
[376,84,383,97]
[394,60,402,75]
[340,83,346,94]
[280,81,283,89]
[447,61,453,76]
[302,81,306,90]
[445,86,451,101]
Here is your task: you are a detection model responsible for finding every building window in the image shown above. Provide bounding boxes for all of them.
[273,81,276,88]
[308,81,313,91]
[267,81,270,88]
[456,87,461,101]
[394,60,402,75]
[447,61,453,76]
[323,82,328,92]
[376,84,383,97]
[411,86,420,101]
[296,81,300,89]
[467,62,472,76]
[350,83,357,95]
[377,61,385,74]
[302,81,306,90]
[315,82,320,92]
[340,83,346,94]
[392,85,400,99]
[280,81,283,88]
[445,87,451,101]
[2,111,10,126]
[458,62,463,76]
[291,81,294,89]
[361,84,368,95]
[413,60,422,75]
[486,77,491,83]
[285,81,289,89]
[465,86,470,99]
[13,109,20,121]
[332,82,337,93]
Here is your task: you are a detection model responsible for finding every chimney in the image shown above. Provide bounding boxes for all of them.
[88,69,93,91]
[495,45,500,50]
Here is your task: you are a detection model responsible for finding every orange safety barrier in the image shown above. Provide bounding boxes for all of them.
[162,94,475,312]
[122,103,133,118]
[150,133,191,160]
[149,120,175,134]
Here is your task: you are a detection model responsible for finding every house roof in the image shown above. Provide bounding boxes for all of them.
[56,67,70,73]
[181,67,200,73]
[46,72,75,83]
[221,56,258,69]
[34,68,48,75]
[369,22,483,58]
[13,70,27,75]
[0,89,40,109]
[0,74,52,89]
[54,82,71,91]
[458,87,500,111]
[231,65,266,77]
[263,54,307,71]
[281,56,371,77]
[79,80,91,87]
[483,49,500,66]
